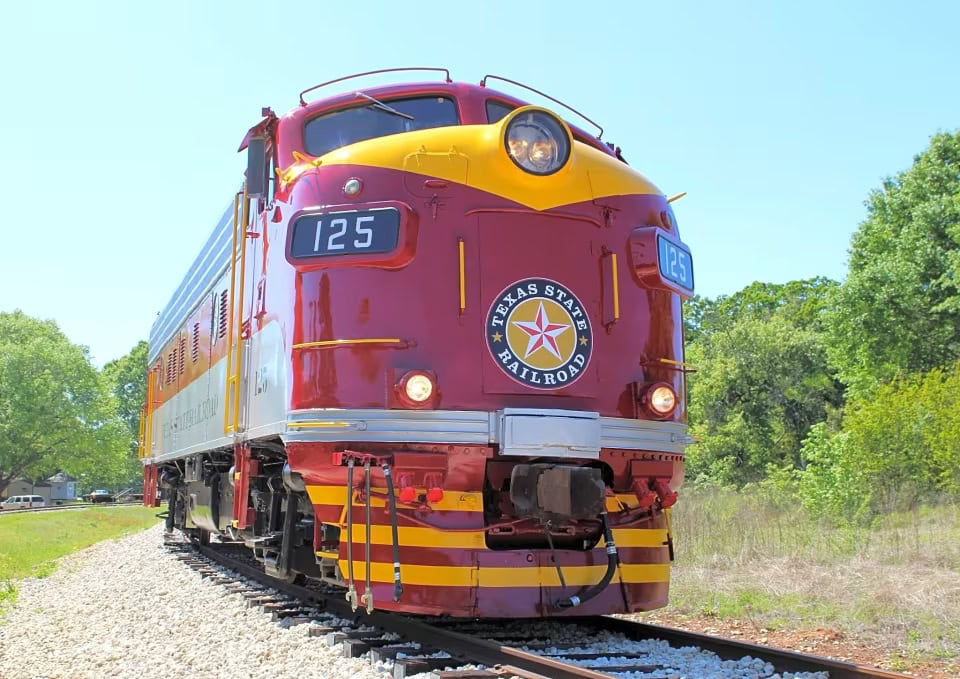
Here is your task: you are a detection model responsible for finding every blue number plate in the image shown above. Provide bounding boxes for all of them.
[657,235,694,293]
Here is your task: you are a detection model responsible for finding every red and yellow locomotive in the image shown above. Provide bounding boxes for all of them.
[140,68,695,618]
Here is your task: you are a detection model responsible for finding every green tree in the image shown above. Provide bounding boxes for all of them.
[827,131,960,396]
[103,340,148,445]
[685,277,838,344]
[800,361,960,518]
[102,340,148,488]
[682,294,717,344]
[686,314,843,485]
[0,311,130,496]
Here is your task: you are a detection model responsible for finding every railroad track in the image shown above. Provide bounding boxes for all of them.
[167,536,910,679]
[0,502,136,515]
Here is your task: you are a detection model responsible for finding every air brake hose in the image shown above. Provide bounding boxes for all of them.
[345,459,358,610]
[382,463,404,602]
[361,460,374,613]
[554,510,618,609]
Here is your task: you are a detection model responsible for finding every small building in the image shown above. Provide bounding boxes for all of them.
[1,474,78,504]
[2,479,51,503]
[47,472,78,502]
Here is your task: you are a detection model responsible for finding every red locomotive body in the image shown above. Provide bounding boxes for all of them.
[140,70,695,618]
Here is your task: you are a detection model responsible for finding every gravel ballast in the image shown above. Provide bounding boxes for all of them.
[0,525,389,679]
[0,524,828,679]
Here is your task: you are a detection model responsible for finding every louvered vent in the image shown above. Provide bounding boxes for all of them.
[191,323,200,362]
[218,290,228,339]
[167,352,175,384]
[178,336,186,375]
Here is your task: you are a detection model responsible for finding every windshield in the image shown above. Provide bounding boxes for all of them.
[304,95,460,157]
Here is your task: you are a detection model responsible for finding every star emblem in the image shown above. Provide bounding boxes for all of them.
[491,332,503,342]
[579,336,589,346]
[512,302,571,360]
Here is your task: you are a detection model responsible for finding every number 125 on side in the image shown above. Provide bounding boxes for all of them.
[657,234,694,293]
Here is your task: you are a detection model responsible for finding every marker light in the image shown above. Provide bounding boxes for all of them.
[504,110,571,175]
[643,383,677,418]
[343,178,363,196]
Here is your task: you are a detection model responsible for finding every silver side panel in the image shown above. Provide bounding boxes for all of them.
[284,408,690,455]
[143,322,290,465]
[148,201,236,364]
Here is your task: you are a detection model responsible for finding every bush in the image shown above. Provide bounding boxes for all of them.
[799,361,960,519]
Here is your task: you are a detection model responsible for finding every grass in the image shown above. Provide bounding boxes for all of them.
[657,485,960,662]
[0,506,160,612]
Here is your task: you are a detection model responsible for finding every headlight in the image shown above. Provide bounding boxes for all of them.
[504,110,571,175]
[396,370,437,407]
[405,374,434,402]
[642,382,678,417]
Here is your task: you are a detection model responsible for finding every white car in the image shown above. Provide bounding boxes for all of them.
[0,495,46,510]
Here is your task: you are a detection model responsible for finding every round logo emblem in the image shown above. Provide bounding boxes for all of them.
[485,278,592,389]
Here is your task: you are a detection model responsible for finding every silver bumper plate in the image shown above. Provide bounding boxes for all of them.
[284,408,690,456]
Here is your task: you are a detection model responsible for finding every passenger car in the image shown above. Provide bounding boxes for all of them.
[1,495,47,510]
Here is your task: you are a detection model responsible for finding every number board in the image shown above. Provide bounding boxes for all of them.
[657,234,694,293]
[290,207,401,259]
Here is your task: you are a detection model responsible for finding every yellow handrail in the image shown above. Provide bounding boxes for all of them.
[137,404,147,458]
[139,368,157,458]
[610,252,620,321]
[292,338,405,350]
[223,185,249,435]
[458,238,466,313]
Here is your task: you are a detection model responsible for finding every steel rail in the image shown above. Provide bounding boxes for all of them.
[191,541,910,679]
[589,616,910,679]
[0,502,135,515]
[195,542,613,679]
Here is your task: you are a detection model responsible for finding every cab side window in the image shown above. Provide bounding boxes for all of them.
[486,100,516,123]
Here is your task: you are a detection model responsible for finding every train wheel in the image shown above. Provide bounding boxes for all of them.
[189,529,211,546]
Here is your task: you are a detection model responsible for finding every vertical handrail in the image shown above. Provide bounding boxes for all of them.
[223,192,240,435]
[137,405,147,458]
[223,184,249,435]
[140,368,157,458]
[611,252,620,321]
[233,186,250,431]
[457,237,466,314]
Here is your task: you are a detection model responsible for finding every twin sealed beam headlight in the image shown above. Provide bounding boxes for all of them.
[503,108,571,175]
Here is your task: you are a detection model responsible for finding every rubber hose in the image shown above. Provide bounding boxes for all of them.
[555,511,618,609]
[382,464,403,602]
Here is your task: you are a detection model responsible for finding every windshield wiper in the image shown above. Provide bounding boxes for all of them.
[355,91,415,120]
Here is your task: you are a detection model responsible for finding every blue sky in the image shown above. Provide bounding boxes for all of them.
[1,1,957,366]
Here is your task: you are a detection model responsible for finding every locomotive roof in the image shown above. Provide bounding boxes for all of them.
[288,78,608,153]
